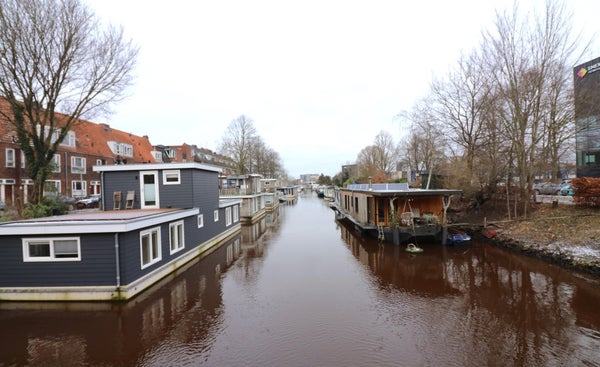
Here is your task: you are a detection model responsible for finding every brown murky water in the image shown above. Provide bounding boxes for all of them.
[1,193,600,366]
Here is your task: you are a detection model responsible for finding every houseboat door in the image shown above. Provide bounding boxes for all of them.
[140,171,159,209]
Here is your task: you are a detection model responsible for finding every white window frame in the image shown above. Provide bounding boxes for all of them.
[165,148,177,159]
[225,207,232,226]
[214,210,219,222]
[5,148,15,168]
[152,151,163,162]
[44,180,61,196]
[72,180,87,197]
[169,220,185,254]
[51,154,61,173]
[60,131,76,147]
[20,150,25,168]
[163,170,181,185]
[140,227,162,269]
[71,156,86,174]
[233,205,239,223]
[22,237,81,262]
[197,214,204,228]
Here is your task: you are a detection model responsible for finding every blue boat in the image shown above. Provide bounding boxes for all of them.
[447,228,471,246]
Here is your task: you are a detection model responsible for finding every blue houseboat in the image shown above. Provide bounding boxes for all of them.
[0,163,241,301]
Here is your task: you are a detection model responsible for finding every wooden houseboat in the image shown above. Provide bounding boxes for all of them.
[219,174,266,223]
[331,183,461,245]
[0,162,241,301]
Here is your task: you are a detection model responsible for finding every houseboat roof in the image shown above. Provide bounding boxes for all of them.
[93,162,221,173]
[342,183,462,196]
[0,208,198,235]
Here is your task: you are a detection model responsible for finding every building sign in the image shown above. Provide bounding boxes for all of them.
[577,60,600,79]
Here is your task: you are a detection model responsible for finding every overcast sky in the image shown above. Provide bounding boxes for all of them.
[84,0,598,178]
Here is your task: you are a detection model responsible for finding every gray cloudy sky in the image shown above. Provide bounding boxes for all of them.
[84,0,598,178]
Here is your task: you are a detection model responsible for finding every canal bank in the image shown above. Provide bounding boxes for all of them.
[453,202,600,277]
[1,193,599,366]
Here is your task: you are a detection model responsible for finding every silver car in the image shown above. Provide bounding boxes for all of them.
[533,182,562,195]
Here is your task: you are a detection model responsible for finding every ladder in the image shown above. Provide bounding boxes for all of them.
[377,225,385,241]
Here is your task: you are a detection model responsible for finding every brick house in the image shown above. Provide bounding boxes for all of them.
[0,98,159,206]
[154,143,235,174]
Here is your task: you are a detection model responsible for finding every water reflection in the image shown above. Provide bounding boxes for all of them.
[0,234,242,367]
[338,219,600,366]
[1,196,599,367]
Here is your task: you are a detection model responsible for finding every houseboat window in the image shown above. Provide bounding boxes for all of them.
[233,206,239,223]
[141,171,159,209]
[169,221,185,254]
[214,210,219,222]
[140,227,161,269]
[22,237,81,262]
[197,214,204,228]
[71,156,86,174]
[163,170,181,185]
[226,207,232,226]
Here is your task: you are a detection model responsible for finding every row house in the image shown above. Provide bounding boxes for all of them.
[154,143,235,174]
[0,98,159,206]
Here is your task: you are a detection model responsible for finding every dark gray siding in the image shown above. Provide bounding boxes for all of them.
[192,169,219,209]
[117,206,238,285]
[101,167,220,210]
[0,234,116,287]
[158,169,194,208]
[101,170,140,210]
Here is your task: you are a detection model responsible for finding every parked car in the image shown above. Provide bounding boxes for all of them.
[76,194,101,209]
[533,181,562,195]
[559,183,575,196]
[44,193,76,208]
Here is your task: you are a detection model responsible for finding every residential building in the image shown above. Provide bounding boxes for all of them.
[0,97,159,206]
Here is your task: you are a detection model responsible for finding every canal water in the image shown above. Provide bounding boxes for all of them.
[1,193,600,366]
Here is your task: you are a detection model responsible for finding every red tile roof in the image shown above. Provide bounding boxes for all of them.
[0,97,157,163]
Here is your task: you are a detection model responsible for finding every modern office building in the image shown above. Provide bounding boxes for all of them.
[574,56,600,177]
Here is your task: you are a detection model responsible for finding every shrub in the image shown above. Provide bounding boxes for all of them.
[572,177,600,208]
[22,196,69,218]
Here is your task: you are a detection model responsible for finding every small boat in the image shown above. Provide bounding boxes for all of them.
[405,243,424,253]
[447,228,471,246]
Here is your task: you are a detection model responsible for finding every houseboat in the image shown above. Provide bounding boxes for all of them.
[331,182,461,245]
[0,162,241,301]
[277,185,298,202]
[260,178,281,212]
[219,174,266,223]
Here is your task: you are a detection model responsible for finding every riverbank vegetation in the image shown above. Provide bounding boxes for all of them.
[338,1,591,222]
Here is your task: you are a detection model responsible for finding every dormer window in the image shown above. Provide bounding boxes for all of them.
[152,151,163,162]
[61,131,76,147]
[165,148,177,159]
[107,141,133,157]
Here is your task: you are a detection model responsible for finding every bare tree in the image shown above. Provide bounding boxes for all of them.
[0,0,138,203]
[401,99,447,189]
[218,115,257,174]
[430,49,491,183]
[356,130,398,179]
[482,0,584,216]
